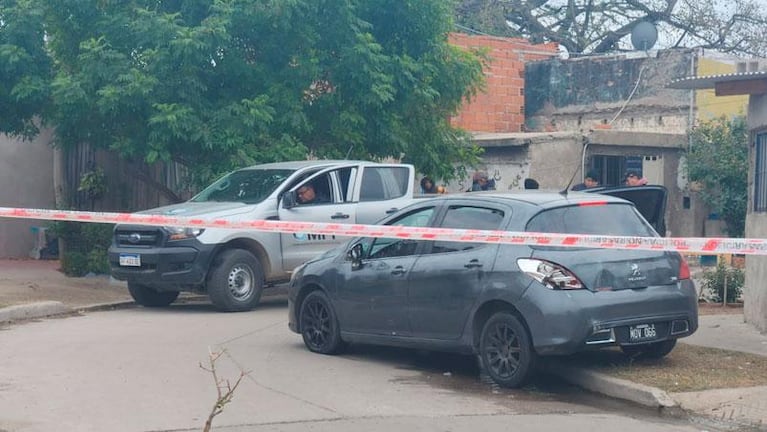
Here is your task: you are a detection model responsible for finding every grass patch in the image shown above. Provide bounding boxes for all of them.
[560,343,767,393]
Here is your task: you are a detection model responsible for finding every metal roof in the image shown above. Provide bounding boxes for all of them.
[668,70,767,89]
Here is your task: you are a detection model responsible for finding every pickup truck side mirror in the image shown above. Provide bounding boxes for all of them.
[347,243,364,270]
[282,190,298,209]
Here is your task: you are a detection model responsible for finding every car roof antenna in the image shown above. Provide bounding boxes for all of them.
[559,166,581,196]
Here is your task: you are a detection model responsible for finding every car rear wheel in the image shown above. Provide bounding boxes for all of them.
[299,290,345,354]
[621,339,677,359]
[128,282,179,307]
[207,249,264,312]
[479,312,536,388]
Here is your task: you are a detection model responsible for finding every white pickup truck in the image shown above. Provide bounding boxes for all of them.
[108,160,416,311]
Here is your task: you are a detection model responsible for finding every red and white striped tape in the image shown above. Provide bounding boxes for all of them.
[2,206,766,255]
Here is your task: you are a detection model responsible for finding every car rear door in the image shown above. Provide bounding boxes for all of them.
[585,185,668,235]
[406,201,507,340]
[353,164,415,224]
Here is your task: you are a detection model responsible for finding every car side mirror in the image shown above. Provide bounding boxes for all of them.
[347,243,364,270]
[282,190,298,209]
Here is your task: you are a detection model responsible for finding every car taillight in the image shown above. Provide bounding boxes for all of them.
[678,256,690,280]
[517,258,585,290]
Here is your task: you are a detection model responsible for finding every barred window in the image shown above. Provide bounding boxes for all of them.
[756,133,767,212]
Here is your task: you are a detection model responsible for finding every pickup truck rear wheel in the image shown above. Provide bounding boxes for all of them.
[128,282,179,307]
[207,249,264,312]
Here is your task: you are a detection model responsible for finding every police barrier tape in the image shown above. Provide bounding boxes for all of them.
[2,206,767,255]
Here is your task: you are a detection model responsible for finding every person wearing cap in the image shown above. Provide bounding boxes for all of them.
[468,170,496,192]
[572,169,600,191]
[624,169,648,186]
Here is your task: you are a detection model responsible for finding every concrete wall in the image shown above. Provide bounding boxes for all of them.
[525,49,695,134]
[745,94,767,332]
[0,130,56,258]
[450,34,558,133]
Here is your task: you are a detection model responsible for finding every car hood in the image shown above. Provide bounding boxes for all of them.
[586,185,667,235]
[137,201,253,219]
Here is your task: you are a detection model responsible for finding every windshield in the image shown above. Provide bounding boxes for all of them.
[526,203,657,237]
[190,169,295,204]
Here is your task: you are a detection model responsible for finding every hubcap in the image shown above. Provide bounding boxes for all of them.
[303,300,331,349]
[227,264,254,300]
[485,322,522,379]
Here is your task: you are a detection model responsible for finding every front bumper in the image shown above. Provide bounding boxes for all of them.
[108,239,216,289]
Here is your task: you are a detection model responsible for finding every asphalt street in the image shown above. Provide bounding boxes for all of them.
[0,297,720,432]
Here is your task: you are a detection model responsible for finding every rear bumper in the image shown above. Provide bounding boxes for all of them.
[518,279,698,355]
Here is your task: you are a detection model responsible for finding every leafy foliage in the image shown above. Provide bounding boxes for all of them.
[0,0,484,186]
[455,0,767,57]
[48,221,113,276]
[686,116,748,237]
[702,261,744,304]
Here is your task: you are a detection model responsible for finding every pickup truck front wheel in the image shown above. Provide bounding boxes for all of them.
[128,282,179,307]
[207,249,264,312]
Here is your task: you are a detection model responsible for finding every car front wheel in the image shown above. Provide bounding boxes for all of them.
[299,290,344,354]
[621,339,677,359]
[479,312,536,388]
[207,249,264,312]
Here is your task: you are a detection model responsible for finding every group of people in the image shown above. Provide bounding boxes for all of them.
[570,168,647,191]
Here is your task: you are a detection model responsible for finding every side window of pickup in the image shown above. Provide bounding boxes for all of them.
[360,167,409,202]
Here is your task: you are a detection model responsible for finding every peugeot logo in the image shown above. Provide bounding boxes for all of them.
[628,263,647,282]
[128,233,142,244]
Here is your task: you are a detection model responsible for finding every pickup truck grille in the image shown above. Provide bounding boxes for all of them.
[115,228,164,247]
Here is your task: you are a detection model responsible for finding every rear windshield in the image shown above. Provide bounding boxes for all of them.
[191,169,294,204]
[526,203,657,236]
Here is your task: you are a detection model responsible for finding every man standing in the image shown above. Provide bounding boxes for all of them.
[624,169,648,186]
[571,169,600,191]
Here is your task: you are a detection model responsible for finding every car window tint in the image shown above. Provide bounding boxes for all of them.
[526,203,656,236]
[368,207,435,259]
[430,206,505,254]
[360,167,409,201]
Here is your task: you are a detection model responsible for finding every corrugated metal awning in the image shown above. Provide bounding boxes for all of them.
[668,70,767,89]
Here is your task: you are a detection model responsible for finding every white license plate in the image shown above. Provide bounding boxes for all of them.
[629,323,657,342]
[119,254,141,267]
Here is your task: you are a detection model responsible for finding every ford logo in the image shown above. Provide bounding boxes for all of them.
[128,233,142,244]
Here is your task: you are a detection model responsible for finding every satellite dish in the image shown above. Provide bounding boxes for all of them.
[631,21,658,51]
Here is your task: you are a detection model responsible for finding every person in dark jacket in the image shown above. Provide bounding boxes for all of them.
[572,169,600,191]
[468,171,496,191]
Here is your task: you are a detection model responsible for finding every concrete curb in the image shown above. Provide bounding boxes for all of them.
[544,360,678,409]
[0,301,71,323]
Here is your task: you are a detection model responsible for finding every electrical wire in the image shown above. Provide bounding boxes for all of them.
[609,66,645,124]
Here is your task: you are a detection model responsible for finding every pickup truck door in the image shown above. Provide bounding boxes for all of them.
[353,164,415,224]
[278,164,359,271]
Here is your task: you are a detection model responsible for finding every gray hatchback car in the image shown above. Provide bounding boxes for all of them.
[288,191,698,388]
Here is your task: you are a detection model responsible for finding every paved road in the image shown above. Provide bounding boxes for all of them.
[0,296,711,432]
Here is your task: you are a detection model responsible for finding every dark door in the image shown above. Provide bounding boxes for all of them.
[407,204,506,340]
[334,206,437,336]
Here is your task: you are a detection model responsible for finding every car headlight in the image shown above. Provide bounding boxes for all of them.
[164,226,205,241]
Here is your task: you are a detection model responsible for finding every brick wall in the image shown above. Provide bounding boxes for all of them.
[449,33,558,133]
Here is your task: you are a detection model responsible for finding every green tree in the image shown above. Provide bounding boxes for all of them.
[455,0,767,57]
[0,0,484,188]
[686,116,748,237]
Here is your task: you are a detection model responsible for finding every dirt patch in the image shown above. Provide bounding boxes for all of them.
[698,301,744,315]
[0,258,131,308]
[562,343,767,393]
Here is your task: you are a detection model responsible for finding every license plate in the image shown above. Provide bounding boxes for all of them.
[119,253,141,267]
[628,323,657,342]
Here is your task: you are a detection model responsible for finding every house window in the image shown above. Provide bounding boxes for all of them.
[755,133,767,212]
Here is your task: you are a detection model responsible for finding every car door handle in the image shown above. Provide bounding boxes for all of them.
[331,213,350,219]
[464,260,483,269]
[385,207,399,214]
[391,266,407,275]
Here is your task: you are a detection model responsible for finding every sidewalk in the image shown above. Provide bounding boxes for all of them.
[1,259,766,428]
